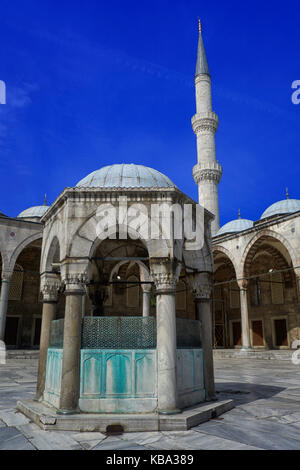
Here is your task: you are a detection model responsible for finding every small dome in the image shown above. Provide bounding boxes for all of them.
[18,205,49,220]
[0,210,6,217]
[216,218,254,236]
[76,164,176,189]
[260,199,300,220]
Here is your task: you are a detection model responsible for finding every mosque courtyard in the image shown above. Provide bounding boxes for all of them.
[1,356,300,450]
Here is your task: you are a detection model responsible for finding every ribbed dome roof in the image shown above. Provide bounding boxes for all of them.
[216,218,254,236]
[76,164,176,189]
[260,199,300,220]
[18,205,50,219]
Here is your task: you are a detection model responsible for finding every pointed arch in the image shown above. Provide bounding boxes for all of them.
[241,229,297,278]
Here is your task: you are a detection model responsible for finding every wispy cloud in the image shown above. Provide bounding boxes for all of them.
[0,83,37,148]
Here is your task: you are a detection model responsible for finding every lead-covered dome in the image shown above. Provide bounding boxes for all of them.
[76,164,176,189]
[260,198,300,220]
[18,205,50,220]
[216,218,254,236]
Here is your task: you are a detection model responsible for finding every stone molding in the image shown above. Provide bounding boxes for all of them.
[195,74,211,85]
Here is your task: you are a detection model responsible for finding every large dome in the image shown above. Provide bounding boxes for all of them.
[260,199,300,220]
[18,205,50,220]
[216,218,254,236]
[76,164,176,189]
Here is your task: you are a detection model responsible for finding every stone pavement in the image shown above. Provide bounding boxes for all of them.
[1,357,300,450]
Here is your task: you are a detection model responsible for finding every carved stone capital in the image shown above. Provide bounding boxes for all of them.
[40,273,61,302]
[186,272,212,301]
[63,273,87,295]
[150,259,181,293]
[191,112,219,135]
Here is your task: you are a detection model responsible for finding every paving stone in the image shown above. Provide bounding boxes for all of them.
[0,426,36,450]
[2,356,300,450]
[93,437,149,450]
[27,430,83,450]
[0,410,31,426]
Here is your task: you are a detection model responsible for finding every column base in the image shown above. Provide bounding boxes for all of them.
[205,395,218,402]
[56,409,79,416]
[158,408,182,415]
[240,346,253,350]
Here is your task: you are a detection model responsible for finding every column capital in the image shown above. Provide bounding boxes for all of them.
[186,272,212,301]
[63,273,87,295]
[237,278,248,290]
[150,259,181,294]
[141,283,152,294]
[1,271,13,282]
[40,273,61,303]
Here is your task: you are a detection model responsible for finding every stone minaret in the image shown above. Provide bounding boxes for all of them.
[192,20,222,236]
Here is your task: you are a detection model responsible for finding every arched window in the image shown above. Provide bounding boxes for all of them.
[9,264,24,301]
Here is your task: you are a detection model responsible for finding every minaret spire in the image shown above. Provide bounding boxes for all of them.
[195,19,210,77]
[286,187,290,199]
[192,20,222,236]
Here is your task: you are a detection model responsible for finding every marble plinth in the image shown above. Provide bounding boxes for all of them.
[17,398,234,432]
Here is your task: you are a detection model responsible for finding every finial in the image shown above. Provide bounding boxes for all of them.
[238,209,241,219]
[44,193,47,206]
[198,18,202,33]
[286,187,290,200]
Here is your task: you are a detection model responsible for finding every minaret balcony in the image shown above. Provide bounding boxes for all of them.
[191,112,218,135]
[193,162,222,184]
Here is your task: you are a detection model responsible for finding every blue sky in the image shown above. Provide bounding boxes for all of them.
[0,0,299,225]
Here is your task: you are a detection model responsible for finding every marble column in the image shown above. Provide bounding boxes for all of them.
[59,275,86,414]
[0,273,12,341]
[187,272,216,401]
[142,284,151,317]
[151,260,181,414]
[238,279,252,349]
[36,275,60,400]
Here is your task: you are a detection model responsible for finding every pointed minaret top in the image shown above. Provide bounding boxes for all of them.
[238,209,241,219]
[44,193,47,206]
[286,187,290,200]
[195,19,210,77]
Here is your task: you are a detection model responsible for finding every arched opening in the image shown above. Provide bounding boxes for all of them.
[86,237,150,317]
[243,235,299,349]
[4,238,42,348]
[213,250,239,348]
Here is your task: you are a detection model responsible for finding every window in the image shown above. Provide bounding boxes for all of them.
[8,264,23,301]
